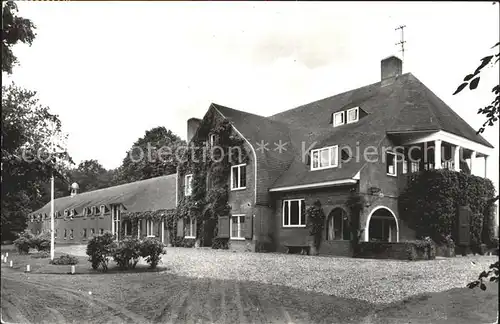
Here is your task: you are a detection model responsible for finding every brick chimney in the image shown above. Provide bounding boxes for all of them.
[381,56,403,85]
[187,118,202,143]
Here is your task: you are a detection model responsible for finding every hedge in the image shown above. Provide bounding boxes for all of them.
[355,239,436,261]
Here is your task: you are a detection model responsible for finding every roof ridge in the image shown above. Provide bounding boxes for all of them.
[267,76,397,119]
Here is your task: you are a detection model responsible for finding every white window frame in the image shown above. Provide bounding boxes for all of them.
[93,206,99,215]
[146,219,154,237]
[69,229,74,240]
[333,111,345,127]
[69,209,75,217]
[64,209,69,218]
[185,174,193,196]
[311,145,339,170]
[185,217,196,239]
[230,164,247,190]
[402,156,408,174]
[100,205,106,214]
[346,107,359,124]
[410,161,420,173]
[230,214,246,240]
[282,199,306,227]
[209,134,217,146]
[386,151,397,177]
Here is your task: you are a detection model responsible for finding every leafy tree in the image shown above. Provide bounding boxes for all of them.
[1,84,72,240]
[69,159,113,193]
[453,42,499,134]
[454,37,500,289]
[2,1,36,74]
[116,126,186,184]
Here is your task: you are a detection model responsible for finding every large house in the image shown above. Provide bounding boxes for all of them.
[177,56,494,254]
[28,56,494,255]
[28,174,176,244]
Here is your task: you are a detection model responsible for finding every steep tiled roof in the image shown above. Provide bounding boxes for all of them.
[210,73,493,190]
[31,174,176,216]
[212,104,297,195]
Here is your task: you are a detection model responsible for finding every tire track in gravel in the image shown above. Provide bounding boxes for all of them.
[2,274,148,324]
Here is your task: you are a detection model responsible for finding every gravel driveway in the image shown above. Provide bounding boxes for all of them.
[58,244,497,304]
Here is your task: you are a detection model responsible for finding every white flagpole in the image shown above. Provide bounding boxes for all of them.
[50,172,55,260]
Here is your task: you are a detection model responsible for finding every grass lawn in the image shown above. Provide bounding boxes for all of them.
[1,245,498,323]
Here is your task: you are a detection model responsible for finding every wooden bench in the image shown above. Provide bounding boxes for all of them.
[284,244,310,255]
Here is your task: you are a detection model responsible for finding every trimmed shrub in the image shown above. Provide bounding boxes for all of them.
[409,238,436,260]
[355,240,436,261]
[50,254,79,265]
[13,230,35,254]
[184,238,196,248]
[139,237,166,269]
[31,232,51,252]
[113,236,141,269]
[31,251,50,259]
[212,237,229,250]
[86,232,116,272]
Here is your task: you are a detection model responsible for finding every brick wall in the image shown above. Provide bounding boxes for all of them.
[272,186,354,255]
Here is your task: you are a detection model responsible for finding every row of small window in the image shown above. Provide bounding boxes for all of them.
[55,228,105,240]
[184,215,246,239]
[184,163,247,196]
[29,205,109,222]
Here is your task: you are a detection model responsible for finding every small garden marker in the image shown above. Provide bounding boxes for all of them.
[5,252,8,258]
[71,265,75,274]
[26,264,30,272]
[9,260,13,267]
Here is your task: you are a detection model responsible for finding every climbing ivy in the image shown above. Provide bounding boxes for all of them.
[346,188,366,255]
[305,199,326,255]
[175,114,248,248]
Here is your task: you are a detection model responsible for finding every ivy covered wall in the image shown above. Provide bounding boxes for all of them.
[399,169,497,246]
[175,108,250,248]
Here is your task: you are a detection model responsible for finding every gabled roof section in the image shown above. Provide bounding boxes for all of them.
[387,75,493,148]
[31,174,177,216]
[267,73,493,189]
[211,103,297,172]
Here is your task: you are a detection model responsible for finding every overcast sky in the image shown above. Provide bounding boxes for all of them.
[5,1,499,194]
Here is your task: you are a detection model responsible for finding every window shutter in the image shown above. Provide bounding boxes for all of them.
[176,218,184,237]
[457,206,471,245]
[244,214,253,239]
[218,215,230,238]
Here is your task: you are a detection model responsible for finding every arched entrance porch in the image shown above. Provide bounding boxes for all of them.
[364,206,399,242]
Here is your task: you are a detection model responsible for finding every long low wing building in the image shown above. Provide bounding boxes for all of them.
[27,174,176,244]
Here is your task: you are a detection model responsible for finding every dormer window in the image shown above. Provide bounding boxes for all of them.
[70,209,76,217]
[64,209,69,218]
[100,205,106,214]
[93,206,100,215]
[347,107,359,124]
[311,145,339,170]
[83,207,91,217]
[333,112,345,127]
